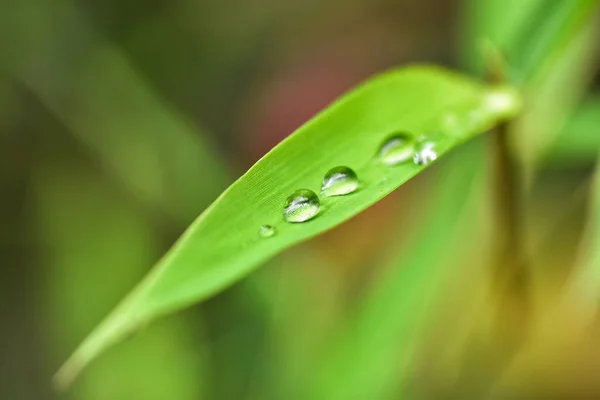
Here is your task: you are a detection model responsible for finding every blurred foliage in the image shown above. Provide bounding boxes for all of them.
[310,147,486,399]
[32,156,207,400]
[546,95,600,166]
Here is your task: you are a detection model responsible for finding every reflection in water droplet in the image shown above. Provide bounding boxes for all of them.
[377,133,416,166]
[259,225,276,238]
[283,189,320,223]
[321,166,358,197]
[413,141,437,166]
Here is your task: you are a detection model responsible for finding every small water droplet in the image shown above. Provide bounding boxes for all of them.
[321,166,358,197]
[413,141,437,166]
[284,189,320,223]
[259,225,276,238]
[378,133,416,166]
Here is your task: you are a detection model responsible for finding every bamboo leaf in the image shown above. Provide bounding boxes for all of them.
[55,66,520,387]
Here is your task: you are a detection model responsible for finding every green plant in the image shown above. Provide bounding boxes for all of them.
[49,0,599,397]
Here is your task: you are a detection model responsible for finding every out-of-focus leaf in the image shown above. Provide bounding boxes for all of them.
[460,0,543,74]
[544,95,600,165]
[462,0,599,165]
[461,0,599,85]
[513,20,599,166]
[55,66,521,387]
[32,159,207,399]
[507,0,600,83]
[2,0,229,221]
[245,251,345,400]
[310,148,484,400]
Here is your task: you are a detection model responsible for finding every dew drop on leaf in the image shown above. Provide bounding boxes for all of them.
[283,189,320,223]
[321,166,359,197]
[377,133,416,166]
[413,141,437,165]
[258,225,276,238]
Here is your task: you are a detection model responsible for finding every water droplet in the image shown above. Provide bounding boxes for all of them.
[413,141,437,166]
[283,189,320,223]
[321,166,358,197]
[259,225,276,238]
[378,133,416,166]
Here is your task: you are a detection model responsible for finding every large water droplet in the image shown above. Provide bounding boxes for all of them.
[413,141,437,166]
[259,225,276,238]
[378,133,416,166]
[283,189,320,223]
[321,166,358,197]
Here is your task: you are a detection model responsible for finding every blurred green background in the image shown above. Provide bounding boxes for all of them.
[1,0,599,399]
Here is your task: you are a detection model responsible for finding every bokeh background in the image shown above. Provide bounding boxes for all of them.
[1,0,599,399]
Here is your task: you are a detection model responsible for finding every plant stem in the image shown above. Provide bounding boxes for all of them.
[467,54,532,398]
[484,46,531,346]
[491,121,530,327]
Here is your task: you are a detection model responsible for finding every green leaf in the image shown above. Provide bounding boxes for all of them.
[27,42,230,221]
[506,0,600,83]
[460,0,543,74]
[544,95,600,165]
[55,66,521,387]
[461,0,600,84]
[513,15,599,165]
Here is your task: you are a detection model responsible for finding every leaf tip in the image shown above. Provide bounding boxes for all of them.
[53,353,86,392]
[485,86,522,119]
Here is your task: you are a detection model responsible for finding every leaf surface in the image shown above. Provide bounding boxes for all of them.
[56,66,520,387]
